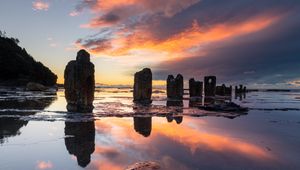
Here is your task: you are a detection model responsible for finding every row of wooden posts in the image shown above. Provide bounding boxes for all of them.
[133,68,246,104]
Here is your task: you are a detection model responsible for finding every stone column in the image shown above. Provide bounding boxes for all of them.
[64,49,95,113]
[167,74,183,100]
[189,78,203,97]
[204,76,216,97]
[133,68,152,104]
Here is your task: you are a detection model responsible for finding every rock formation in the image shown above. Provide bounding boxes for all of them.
[189,78,203,97]
[167,74,183,100]
[133,68,152,104]
[216,84,232,96]
[64,50,95,113]
[204,76,216,97]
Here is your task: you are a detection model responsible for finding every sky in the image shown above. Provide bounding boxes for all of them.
[0,0,300,88]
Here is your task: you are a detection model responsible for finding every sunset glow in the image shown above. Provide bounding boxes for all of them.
[1,0,299,86]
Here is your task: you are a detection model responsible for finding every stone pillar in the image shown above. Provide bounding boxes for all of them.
[167,74,183,100]
[216,84,232,96]
[235,84,246,94]
[133,68,152,104]
[64,50,95,113]
[204,76,216,97]
[189,78,203,97]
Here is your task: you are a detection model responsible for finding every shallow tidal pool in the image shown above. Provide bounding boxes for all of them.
[0,87,300,170]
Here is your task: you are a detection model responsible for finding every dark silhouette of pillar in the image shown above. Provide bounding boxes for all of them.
[133,117,152,137]
[204,76,216,97]
[133,68,152,104]
[64,49,95,112]
[216,84,232,96]
[189,78,203,97]
[167,74,183,100]
[64,121,95,168]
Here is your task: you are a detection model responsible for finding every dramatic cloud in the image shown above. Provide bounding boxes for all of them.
[32,0,50,11]
[73,0,300,87]
[154,8,300,86]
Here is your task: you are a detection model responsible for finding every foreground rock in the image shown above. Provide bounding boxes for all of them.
[0,35,57,86]
[64,50,95,113]
[125,161,160,170]
[26,82,47,91]
[133,68,152,104]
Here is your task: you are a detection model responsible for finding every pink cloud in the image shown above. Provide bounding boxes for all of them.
[69,11,80,17]
[32,0,50,11]
[36,161,53,169]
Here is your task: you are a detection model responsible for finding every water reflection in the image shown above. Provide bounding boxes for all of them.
[133,117,152,137]
[166,114,183,124]
[90,117,275,170]
[235,93,246,101]
[0,118,28,144]
[64,121,95,167]
[166,100,183,124]
[0,91,56,143]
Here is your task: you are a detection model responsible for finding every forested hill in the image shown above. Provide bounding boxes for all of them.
[0,34,57,86]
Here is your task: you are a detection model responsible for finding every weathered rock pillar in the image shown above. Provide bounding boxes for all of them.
[216,84,232,96]
[133,68,152,104]
[189,78,203,97]
[204,76,216,97]
[64,49,95,112]
[167,74,183,100]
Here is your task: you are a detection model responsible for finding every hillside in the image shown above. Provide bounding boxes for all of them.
[0,35,57,86]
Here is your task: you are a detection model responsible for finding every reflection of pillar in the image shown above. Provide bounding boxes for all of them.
[174,116,183,124]
[133,117,152,137]
[166,115,183,124]
[166,101,183,124]
[64,121,95,168]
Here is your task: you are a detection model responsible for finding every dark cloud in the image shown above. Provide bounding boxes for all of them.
[153,9,300,86]
[77,38,112,52]
[147,0,299,40]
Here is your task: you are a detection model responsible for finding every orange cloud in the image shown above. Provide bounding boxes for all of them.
[32,0,50,11]
[78,14,280,61]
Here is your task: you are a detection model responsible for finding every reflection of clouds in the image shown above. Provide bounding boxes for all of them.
[91,117,274,169]
[36,161,53,169]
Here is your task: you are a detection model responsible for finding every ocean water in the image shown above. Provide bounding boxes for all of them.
[0,87,300,170]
